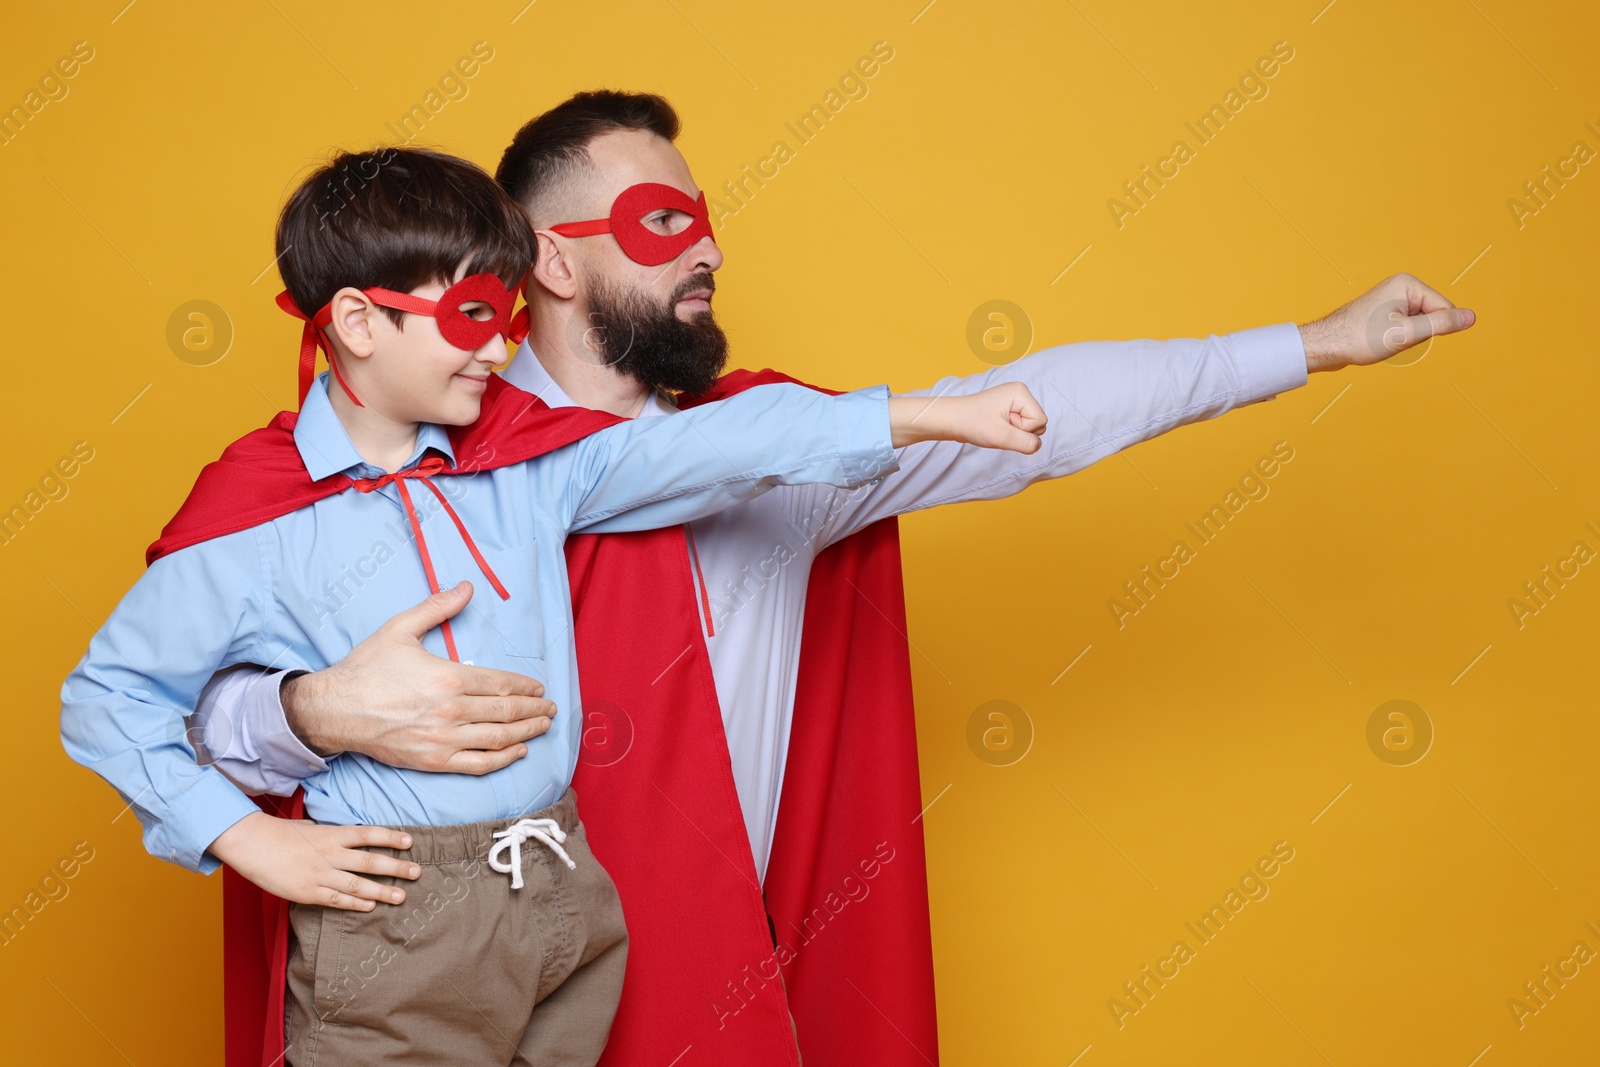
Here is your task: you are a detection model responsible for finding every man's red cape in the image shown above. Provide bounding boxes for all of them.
[152,372,938,1065]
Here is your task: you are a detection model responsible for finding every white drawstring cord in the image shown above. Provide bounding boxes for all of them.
[488,818,577,889]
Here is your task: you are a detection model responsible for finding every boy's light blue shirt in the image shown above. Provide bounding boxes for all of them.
[60,372,896,873]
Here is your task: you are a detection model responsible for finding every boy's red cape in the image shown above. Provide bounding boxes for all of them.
[151,372,938,1066]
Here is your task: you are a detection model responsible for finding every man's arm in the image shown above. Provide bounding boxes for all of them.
[192,665,323,794]
[192,587,560,779]
[813,274,1473,544]
[199,380,1049,774]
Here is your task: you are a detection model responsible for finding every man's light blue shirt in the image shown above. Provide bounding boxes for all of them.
[60,372,895,873]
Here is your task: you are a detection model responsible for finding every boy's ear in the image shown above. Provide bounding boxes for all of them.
[326,287,379,359]
[532,231,578,301]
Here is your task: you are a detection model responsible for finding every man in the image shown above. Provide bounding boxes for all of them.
[194,91,1473,1065]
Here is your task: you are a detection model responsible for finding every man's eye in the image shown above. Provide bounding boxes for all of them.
[648,211,689,234]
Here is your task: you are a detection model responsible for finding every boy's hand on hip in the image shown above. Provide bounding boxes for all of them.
[889,383,1048,453]
[282,580,556,774]
[209,813,422,911]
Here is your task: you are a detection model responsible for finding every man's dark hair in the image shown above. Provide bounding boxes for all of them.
[276,146,534,326]
[495,90,680,224]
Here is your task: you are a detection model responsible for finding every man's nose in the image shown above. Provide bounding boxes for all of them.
[685,233,722,274]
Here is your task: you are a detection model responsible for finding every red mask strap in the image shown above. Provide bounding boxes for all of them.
[361,288,438,317]
[509,305,531,345]
[511,272,532,344]
[549,217,610,238]
[276,291,365,409]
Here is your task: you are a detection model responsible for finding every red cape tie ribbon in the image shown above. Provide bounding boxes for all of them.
[351,453,510,663]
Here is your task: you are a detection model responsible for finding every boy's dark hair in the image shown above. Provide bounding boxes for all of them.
[495,90,679,224]
[277,147,534,327]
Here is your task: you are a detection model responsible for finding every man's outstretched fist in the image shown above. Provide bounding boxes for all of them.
[1299,273,1477,372]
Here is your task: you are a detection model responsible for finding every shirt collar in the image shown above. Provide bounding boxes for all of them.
[294,372,458,482]
[505,341,676,419]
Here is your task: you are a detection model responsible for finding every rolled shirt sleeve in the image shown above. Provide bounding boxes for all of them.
[193,666,328,796]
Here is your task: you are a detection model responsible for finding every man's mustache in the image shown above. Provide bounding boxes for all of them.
[671,274,716,306]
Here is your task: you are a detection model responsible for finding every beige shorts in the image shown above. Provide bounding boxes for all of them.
[285,788,627,1066]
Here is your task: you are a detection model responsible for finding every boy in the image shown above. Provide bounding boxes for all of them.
[59,148,1046,1065]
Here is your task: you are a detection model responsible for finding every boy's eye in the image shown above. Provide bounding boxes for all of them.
[460,302,495,321]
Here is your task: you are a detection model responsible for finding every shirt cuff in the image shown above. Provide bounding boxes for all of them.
[1229,323,1309,405]
[258,669,330,778]
[203,667,329,796]
[834,384,898,485]
[146,769,262,875]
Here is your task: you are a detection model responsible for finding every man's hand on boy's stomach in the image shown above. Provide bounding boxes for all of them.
[284,580,554,774]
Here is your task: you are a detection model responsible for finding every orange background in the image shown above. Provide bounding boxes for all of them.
[3,1,1597,1063]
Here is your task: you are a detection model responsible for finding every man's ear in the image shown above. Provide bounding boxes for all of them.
[532,231,578,301]
[326,287,379,360]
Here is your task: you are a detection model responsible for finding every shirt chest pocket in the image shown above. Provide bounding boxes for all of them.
[496,646,548,685]
[488,536,545,675]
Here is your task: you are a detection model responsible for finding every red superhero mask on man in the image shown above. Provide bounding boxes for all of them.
[550,182,716,266]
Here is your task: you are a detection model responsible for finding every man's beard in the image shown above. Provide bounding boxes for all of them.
[582,272,728,396]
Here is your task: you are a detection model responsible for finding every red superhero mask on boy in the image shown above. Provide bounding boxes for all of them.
[549,183,715,266]
[277,273,530,408]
